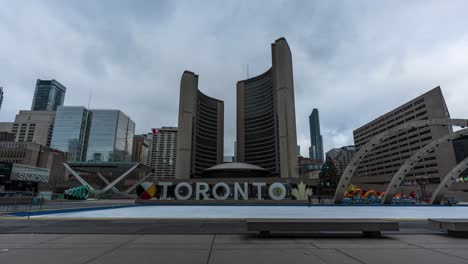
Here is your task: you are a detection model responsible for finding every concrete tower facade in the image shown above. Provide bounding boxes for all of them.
[353,87,457,190]
[236,38,299,178]
[175,71,224,179]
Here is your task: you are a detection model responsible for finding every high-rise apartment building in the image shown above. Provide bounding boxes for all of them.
[0,87,3,110]
[51,106,91,161]
[176,71,224,179]
[147,127,178,178]
[309,108,324,162]
[236,38,298,178]
[326,145,356,176]
[11,110,55,147]
[31,79,66,111]
[86,110,135,162]
[353,87,457,188]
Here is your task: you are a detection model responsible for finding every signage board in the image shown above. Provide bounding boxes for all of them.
[151,128,160,135]
[10,164,49,183]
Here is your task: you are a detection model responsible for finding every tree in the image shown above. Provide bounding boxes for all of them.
[319,157,339,192]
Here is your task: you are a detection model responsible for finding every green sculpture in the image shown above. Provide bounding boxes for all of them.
[64,185,90,200]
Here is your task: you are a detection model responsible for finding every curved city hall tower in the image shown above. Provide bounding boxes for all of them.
[176,71,224,179]
[236,38,299,178]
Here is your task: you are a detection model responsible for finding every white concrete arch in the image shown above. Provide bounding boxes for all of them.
[430,156,468,204]
[333,118,468,203]
[382,128,468,204]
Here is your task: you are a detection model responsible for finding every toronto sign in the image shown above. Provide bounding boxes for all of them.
[137,181,313,201]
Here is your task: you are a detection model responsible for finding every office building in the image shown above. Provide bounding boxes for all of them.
[326,145,356,176]
[0,142,68,192]
[0,132,14,141]
[236,38,298,178]
[309,109,324,162]
[11,110,55,147]
[86,110,135,162]
[147,127,177,178]
[51,106,91,161]
[132,134,150,165]
[31,79,66,111]
[0,87,3,110]
[353,87,457,188]
[0,122,13,133]
[0,122,14,142]
[298,156,322,179]
[223,156,235,163]
[176,71,224,179]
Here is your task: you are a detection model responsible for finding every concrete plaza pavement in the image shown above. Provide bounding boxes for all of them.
[1,233,468,264]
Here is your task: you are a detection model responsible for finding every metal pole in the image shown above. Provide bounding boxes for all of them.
[28,193,33,220]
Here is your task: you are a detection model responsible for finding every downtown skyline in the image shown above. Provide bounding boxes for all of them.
[1,1,468,157]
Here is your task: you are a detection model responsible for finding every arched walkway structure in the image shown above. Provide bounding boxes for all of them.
[382,128,468,204]
[333,118,468,204]
[430,156,468,204]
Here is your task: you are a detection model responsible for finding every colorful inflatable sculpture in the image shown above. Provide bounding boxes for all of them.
[391,192,417,204]
[342,184,384,204]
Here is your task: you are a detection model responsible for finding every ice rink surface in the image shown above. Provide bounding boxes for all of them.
[31,205,468,219]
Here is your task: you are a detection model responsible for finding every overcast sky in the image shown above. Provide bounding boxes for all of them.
[1,0,468,157]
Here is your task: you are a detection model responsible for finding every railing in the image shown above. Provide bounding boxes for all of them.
[0,191,44,216]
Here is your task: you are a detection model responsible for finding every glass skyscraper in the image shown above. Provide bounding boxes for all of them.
[50,108,135,162]
[86,110,135,162]
[31,79,66,111]
[309,108,324,162]
[51,106,90,161]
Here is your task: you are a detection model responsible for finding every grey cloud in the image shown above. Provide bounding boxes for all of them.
[1,0,468,158]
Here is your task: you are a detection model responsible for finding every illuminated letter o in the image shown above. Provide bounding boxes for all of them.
[212,182,230,200]
[174,182,192,200]
[268,183,286,200]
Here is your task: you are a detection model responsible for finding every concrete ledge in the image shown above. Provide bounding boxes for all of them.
[429,219,468,237]
[135,199,311,205]
[246,218,399,238]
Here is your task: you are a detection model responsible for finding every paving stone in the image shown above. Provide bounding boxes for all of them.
[213,243,317,250]
[435,249,468,260]
[130,234,213,246]
[215,234,296,244]
[89,248,209,264]
[209,248,361,264]
[340,248,468,264]
[388,234,468,244]
[47,234,138,244]
[305,238,416,249]
[0,248,109,264]
[0,243,115,249]
[0,234,65,244]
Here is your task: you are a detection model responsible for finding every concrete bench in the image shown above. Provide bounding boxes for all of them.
[429,219,468,237]
[246,219,399,238]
